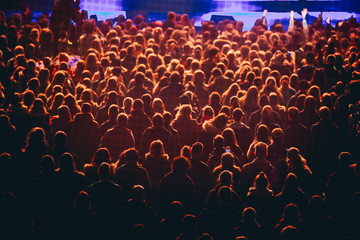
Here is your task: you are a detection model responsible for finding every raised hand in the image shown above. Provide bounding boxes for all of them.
[301,8,308,19]
[263,9,268,17]
[326,17,331,25]
[290,10,294,18]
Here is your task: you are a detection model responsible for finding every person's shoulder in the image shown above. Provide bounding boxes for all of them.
[242,161,255,171]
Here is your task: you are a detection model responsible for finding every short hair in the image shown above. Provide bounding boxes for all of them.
[281,225,299,240]
[219,170,233,186]
[243,207,257,221]
[218,186,232,204]
[287,106,299,121]
[213,134,225,148]
[338,152,352,168]
[254,142,268,159]
[54,131,67,145]
[170,71,181,83]
[125,148,139,163]
[117,113,128,126]
[319,106,330,119]
[182,214,197,233]
[133,99,143,110]
[98,162,111,180]
[134,72,145,85]
[172,156,190,174]
[132,185,145,200]
[59,152,76,171]
[232,108,243,121]
[191,142,203,157]
[81,102,91,113]
[305,51,315,64]
[152,113,164,126]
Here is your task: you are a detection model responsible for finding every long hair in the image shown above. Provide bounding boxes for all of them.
[91,147,111,166]
[175,104,192,120]
[240,86,259,108]
[286,147,312,174]
[29,98,48,116]
[222,128,239,147]
[59,152,77,172]
[146,139,169,160]
[24,127,49,152]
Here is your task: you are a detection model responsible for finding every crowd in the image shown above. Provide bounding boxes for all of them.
[1,1,360,239]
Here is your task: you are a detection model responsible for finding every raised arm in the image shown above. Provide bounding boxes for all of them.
[262,9,268,30]
[301,8,309,42]
[288,10,295,33]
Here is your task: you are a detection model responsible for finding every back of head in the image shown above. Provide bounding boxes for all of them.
[172,156,190,174]
[259,94,270,108]
[232,108,243,122]
[163,111,172,126]
[125,148,139,164]
[209,91,221,104]
[74,191,90,211]
[54,131,67,146]
[191,142,203,159]
[117,113,128,127]
[218,186,233,205]
[133,99,144,111]
[108,104,119,119]
[221,152,235,168]
[338,152,352,169]
[261,105,273,120]
[305,51,315,64]
[254,142,268,159]
[167,201,185,220]
[281,225,299,240]
[81,102,91,114]
[98,162,111,181]
[59,152,76,172]
[319,106,330,120]
[287,107,299,122]
[283,203,299,221]
[213,134,225,149]
[182,214,197,234]
[170,71,181,84]
[131,185,145,200]
[93,147,111,165]
[219,170,233,186]
[271,128,283,142]
[243,207,257,222]
[152,113,164,127]
[283,173,298,193]
[134,72,145,86]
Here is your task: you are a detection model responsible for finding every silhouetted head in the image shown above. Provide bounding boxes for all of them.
[59,152,76,172]
[98,162,111,181]
[172,156,190,174]
[243,207,257,222]
[218,186,232,205]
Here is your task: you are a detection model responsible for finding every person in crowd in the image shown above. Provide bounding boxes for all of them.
[0,6,360,240]
[87,162,124,216]
[68,102,101,169]
[114,148,151,199]
[100,113,135,161]
[158,156,196,215]
[83,147,112,186]
[229,108,253,155]
[143,139,172,195]
[188,142,212,209]
[127,99,152,149]
[140,113,176,158]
